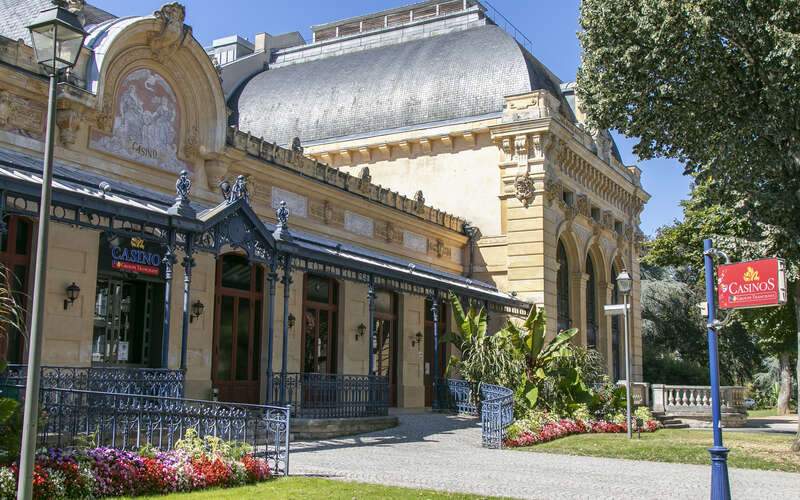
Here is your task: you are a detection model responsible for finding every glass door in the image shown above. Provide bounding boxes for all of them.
[372,291,397,406]
[212,254,263,404]
[0,216,32,363]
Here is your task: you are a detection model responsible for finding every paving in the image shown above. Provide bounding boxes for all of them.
[290,411,800,500]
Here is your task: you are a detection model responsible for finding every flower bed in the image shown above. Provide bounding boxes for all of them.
[0,447,271,499]
[503,418,663,448]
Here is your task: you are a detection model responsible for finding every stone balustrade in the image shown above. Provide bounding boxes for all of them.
[651,384,747,428]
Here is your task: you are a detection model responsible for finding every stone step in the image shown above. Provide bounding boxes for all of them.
[663,422,690,429]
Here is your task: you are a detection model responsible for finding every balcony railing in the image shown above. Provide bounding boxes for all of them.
[4,364,185,398]
[435,378,514,449]
[269,372,389,419]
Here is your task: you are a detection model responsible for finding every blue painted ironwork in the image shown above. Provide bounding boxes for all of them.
[431,292,440,410]
[270,372,388,419]
[180,237,195,372]
[161,229,177,369]
[4,365,185,398]
[435,378,514,449]
[266,253,278,402]
[367,275,375,376]
[28,386,290,475]
[703,239,731,499]
[279,254,292,404]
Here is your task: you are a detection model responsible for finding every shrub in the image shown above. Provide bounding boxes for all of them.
[0,437,272,499]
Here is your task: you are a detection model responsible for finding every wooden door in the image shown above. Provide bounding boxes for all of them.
[0,216,31,363]
[212,254,263,404]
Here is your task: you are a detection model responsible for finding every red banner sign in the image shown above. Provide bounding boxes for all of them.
[718,258,787,309]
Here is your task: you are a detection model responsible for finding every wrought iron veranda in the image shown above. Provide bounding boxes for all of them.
[28,386,290,475]
[4,364,185,398]
[270,372,389,419]
[435,378,514,449]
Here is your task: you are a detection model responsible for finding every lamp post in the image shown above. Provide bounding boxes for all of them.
[18,6,86,500]
[615,269,633,439]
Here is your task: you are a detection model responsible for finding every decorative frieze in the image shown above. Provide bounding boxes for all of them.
[309,199,344,226]
[0,91,44,138]
[271,186,307,218]
[344,210,374,237]
[375,221,403,244]
[403,230,427,254]
[225,126,466,233]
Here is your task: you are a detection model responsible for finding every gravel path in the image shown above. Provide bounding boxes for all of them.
[290,412,800,499]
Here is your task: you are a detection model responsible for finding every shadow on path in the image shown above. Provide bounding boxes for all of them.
[290,413,480,454]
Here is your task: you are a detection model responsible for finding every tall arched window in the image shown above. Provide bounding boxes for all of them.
[556,240,570,332]
[585,256,597,348]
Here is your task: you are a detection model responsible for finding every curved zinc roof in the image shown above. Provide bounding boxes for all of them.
[232,25,567,146]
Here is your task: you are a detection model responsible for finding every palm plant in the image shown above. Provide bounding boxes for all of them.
[496,306,581,408]
[438,291,521,387]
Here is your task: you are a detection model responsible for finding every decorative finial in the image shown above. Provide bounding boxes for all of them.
[176,169,191,201]
[228,174,249,203]
[272,200,293,242]
[277,201,289,226]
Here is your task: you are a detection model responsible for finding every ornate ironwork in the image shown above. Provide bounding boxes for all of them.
[32,387,290,475]
[176,169,191,201]
[271,372,388,419]
[4,365,185,398]
[435,378,514,449]
[228,175,249,203]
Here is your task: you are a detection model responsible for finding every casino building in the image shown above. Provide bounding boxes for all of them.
[0,0,647,409]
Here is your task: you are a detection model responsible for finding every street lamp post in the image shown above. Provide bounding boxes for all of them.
[17,6,86,500]
[604,269,633,439]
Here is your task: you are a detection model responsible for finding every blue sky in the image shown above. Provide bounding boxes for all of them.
[91,0,691,235]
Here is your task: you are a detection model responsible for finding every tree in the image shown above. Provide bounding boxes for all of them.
[578,0,800,449]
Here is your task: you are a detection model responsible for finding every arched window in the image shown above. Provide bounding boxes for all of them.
[585,256,597,348]
[556,240,570,332]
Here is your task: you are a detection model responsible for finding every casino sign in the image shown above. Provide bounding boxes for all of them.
[99,233,165,279]
[717,258,787,310]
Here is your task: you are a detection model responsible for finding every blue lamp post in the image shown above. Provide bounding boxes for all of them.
[703,238,731,500]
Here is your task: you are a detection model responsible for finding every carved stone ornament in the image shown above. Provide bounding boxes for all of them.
[575,194,590,218]
[514,175,535,208]
[358,166,371,193]
[545,180,562,207]
[514,135,528,166]
[414,190,425,213]
[94,95,114,133]
[55,107,81,146]
[290,136,303,155]
[183,125,200,159]
[149,2,191,62]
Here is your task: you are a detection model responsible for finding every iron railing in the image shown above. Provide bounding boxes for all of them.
[25,386,290,475]
[4,364,185,398]
[435,378,514,449]
[269,372,388,419]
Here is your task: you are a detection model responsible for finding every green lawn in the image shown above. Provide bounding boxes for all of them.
[513,429,800,473]
[748,407,798,418]
[113,477,508,500]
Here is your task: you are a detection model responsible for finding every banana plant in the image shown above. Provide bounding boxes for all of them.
[438,291,488,377]
[497,305,578,407]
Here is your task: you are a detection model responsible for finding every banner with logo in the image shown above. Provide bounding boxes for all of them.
[99,233,166,279]
[717,258,787,309]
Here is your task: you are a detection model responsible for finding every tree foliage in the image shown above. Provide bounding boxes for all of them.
[578,0,800,445]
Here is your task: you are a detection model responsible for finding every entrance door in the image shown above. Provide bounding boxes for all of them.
[0,216,32,363]
[424,299,447,407]
[92,277,164,366]
[212,254,263,404]
[372,290,397,406]
[301,275,338,374]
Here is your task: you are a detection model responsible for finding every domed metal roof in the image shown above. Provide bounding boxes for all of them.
[232,25,567,146]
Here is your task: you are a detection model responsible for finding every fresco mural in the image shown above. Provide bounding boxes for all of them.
[90,68,190,173]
